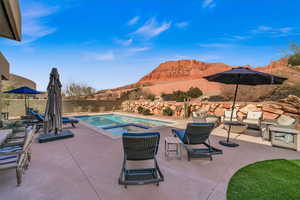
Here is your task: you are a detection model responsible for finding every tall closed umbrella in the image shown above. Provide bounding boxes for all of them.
[204,67,287,147]
[44,68,62,134]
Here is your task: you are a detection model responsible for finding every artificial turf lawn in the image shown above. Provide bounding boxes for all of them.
[227,159,300,200]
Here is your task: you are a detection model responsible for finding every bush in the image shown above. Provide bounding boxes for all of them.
[147,94,156,101]
[161,87,203,102]
[142,108,152,115]
[208,95,228,102]
[288,42,300,66]
[187,87,203,98]
[137,106,152,115]
[137,106,144,114]
[288,53,300,66]
[163,107,173,116]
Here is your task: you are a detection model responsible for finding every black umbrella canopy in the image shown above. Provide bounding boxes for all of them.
[204,67,287,147]
[204,67,287,85]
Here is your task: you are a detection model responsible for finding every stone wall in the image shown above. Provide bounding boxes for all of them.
[2,99,122,118]
[121,95,300,120]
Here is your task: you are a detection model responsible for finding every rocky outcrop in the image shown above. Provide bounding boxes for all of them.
[122,100,300,122]
[138,60,231,83]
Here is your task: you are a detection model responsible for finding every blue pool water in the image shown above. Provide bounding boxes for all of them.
[75,114,173,134]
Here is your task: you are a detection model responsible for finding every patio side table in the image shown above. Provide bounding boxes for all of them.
[165,136,182,159]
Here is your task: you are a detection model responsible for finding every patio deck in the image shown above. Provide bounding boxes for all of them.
[0,124,299,200]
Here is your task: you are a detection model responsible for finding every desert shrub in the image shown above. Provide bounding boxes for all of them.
[288,42,300,66]
[288,53,300,66]
[163,107,173,116]
[137,106,145,114]
[208,95,227,102]
[142,108,151,115]
[147,94,156,101]
[161,90,188,102]
[187,87,203,98]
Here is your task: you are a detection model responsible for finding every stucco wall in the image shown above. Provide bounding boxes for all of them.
[2,99,122,118]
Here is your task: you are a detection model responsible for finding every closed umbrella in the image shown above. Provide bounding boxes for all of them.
[204,67,287,147]
[44,68,62,134]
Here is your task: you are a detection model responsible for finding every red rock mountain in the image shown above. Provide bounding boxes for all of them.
[138,60,231,83]
[94,58,300,98]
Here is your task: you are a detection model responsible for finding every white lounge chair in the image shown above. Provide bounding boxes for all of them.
[243,111,262,129]
[222,109,238,123]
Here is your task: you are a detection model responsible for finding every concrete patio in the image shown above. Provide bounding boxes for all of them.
[0,123,299,200]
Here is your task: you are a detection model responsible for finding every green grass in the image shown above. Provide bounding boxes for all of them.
[227,159,300,200]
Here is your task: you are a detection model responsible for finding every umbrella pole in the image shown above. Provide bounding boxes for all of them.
[219,83,240,147]
[227,84,239,142]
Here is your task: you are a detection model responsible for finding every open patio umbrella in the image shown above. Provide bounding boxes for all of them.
[2,86,43,113]
[44,68,63,135]
[204,67,287,147]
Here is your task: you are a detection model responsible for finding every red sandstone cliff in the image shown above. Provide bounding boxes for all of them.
[93,58,300,97]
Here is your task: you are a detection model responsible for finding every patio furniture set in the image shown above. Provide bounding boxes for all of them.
[119,122,223,188]
[192,109,300,151]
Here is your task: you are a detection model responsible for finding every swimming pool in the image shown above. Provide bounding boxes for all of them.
[75,114,173,134]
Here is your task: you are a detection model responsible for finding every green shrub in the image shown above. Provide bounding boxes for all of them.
[147,94,156,101]
[288,53,300,66]
[163,107,173,116]
[208,95,227,102]
[142,108,151,115]
[137,106,144,114]
[187,87,203,98]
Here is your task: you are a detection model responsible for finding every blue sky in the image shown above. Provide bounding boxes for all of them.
[1,0,300,90]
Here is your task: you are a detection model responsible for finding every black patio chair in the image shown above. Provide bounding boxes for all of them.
[119,132,164,188]
[172,123,222,161]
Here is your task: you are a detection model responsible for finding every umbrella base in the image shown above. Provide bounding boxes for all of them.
[219,140,239,147]
[38,130,74,143]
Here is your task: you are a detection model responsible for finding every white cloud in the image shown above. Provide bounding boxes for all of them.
[128,16,139,25]
[132,18,172,39]
[21,3,58,44]
[115,38,133,46]
[252,26,294,37]
[202,0,216,8]
[198,43,234,48]
[175,21,189,29]
[87,51,115,61]
[128,47,151,53]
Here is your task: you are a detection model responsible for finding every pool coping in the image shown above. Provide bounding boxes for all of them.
[74,112,177,139]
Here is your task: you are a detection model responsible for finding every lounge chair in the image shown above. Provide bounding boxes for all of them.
[172,123,222,161]
[119,132,164,188]
[222,109,238,123]
[28,110,79,132]
[0,126,35,186]
[243,111,262,129]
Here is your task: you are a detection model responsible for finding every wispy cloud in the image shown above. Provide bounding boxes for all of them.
[198,43,234,48]
[132,18,172,39]
[251,26,294,37]
[128,16,140,25]
[175,21,189,29]
[127,47,151,54]
[18,3,58,44]
[202,0,216,8]
[115,38,133,46]
[86,51,115,61]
